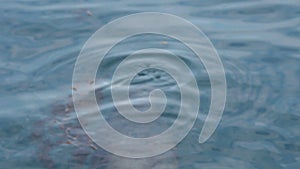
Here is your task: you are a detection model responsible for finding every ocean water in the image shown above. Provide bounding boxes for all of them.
[0,0,300,168]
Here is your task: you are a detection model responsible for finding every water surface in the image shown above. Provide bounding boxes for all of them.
[0,0,300,168]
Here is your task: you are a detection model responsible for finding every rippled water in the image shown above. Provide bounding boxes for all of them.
[1,0,300,168]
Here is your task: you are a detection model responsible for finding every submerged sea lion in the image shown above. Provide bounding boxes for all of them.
[33,80,179,169]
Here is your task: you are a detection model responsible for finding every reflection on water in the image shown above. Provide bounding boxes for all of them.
[0,0,300,168]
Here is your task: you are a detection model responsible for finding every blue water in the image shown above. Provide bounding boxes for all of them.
[1,0,300,168]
